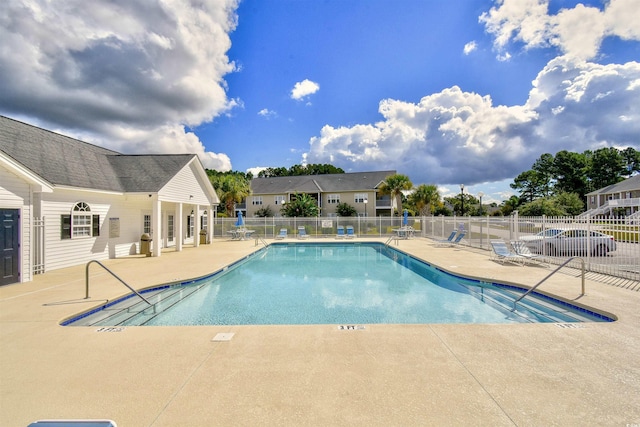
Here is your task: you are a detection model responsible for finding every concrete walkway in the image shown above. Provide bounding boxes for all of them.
[1,238,639,426]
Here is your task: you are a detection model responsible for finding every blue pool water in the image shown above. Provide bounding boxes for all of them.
[64,243,613,326]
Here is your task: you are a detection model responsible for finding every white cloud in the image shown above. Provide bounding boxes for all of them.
[480,0,640,61]
[258,108,277,118]
[246,166,268,176]
[305,58,640,186]
[463,41,477,55]
[0,0,240,170]
[290,79,320,100]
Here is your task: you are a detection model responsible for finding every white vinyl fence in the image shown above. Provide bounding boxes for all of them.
[212,214,640,282]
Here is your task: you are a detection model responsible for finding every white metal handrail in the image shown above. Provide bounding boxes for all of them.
[513,257,585,310]
[85,260,152,306]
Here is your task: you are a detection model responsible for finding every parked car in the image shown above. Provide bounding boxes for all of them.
[520,228,616,256]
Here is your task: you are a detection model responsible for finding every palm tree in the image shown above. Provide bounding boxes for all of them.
[379,174,413,217]
[212,174,251,217]
[409,184,440,216]
[281,193,319,217]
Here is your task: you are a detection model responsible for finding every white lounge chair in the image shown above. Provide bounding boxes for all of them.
[511,240,549,267]
[275,228,287,240]
[490,240,525,265]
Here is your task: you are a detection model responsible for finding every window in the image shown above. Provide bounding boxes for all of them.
[252,196,263,206]
[200,211,208,231]
[187,211,194,238]
[355,193,367,203]
[61,202,99,239]
[168,215,174,242]
[274,195,286,205]
[327,194,340,204]
[143,214,151,234]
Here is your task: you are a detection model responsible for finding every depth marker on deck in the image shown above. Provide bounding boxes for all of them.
[338,325,365,330]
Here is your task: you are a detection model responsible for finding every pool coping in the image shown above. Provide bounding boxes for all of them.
[1,237,639,426]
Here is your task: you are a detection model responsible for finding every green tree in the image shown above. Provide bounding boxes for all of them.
[531,153,554,197]
[554,192,584,215]
[255,205,274,217]
[444,193,478,216]
[409,184,440,216]
[518,198,566,216]
[280,193,319,217]
[552,150,588,198]
[335,202,357,217]
[621,147,640,175]
[258,164,344,177]
[500,195,521,216]
[379,174,413,217]
[586,147,628,190]
[210,174,252,217]
[510,169,549,202]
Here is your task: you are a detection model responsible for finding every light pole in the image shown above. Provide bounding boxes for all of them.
[460,184,464,216]
[478,191,485,248]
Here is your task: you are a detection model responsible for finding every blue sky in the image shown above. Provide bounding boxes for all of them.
[1,0,639,203]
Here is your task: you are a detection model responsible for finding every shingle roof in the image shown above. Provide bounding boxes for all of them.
[586,174,640,196]
[251,170,396,194]
[0,115,195,192]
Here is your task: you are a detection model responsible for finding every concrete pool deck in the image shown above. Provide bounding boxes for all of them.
[1,237,639,426]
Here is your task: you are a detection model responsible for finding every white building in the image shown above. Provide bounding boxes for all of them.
[0,116,219,285]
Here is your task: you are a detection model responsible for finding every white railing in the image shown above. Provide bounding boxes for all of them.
[211,214,639,282]
[33,217,45,275]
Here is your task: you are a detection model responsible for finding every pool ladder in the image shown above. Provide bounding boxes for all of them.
[384,235,399,246]
[255,235,269,247]
[85,260,152,307]
[513,257,585,310]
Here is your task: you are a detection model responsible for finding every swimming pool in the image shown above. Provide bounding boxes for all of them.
[63,243,613,326]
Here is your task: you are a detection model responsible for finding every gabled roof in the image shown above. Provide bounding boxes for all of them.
[0,115,196,193]
[586,174,640,196]
[251,170,396,194]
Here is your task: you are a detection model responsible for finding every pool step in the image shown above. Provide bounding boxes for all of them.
[69,285,203,326]
[464,285,593,323]
[120,285,205,326]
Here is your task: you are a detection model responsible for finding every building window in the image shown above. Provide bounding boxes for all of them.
[201,211,208,231]
[252,196,263,206]
[328,194,340,204]
[187,211,194,238]
[274,195,286,205]
[61,202,99,239]
[143,214,151,234]
[355,193,367,203]
[168,215,174,242]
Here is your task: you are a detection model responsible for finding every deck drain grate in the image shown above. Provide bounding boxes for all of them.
[212,333,234,341]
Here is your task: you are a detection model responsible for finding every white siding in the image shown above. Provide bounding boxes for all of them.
[40,191,150,271]
[160,162,212,206]
[0,167,32,282]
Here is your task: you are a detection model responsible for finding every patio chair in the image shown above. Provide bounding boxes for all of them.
[346,226,356,239]
[433,230,458,247]
[490,240,525,266]
[336,226,345,239]
[275,228,287,240]
[297,226,310,239]
[511,240,549,267]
